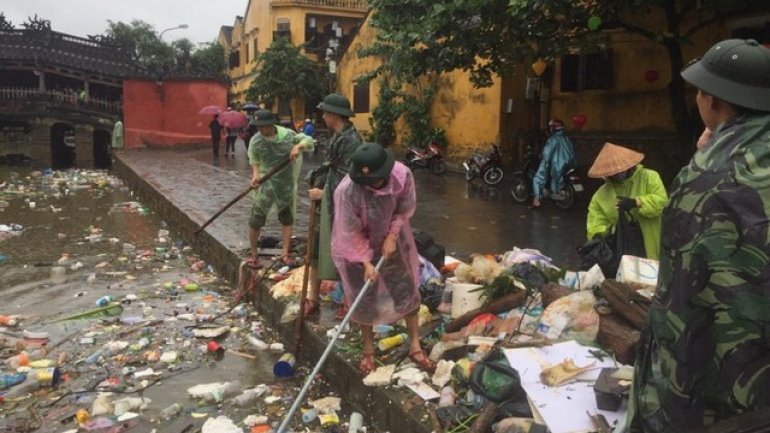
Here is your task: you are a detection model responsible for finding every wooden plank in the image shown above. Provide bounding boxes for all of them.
[599,280,650,330]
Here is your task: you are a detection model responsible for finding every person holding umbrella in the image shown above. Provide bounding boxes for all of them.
[304,94,363,317]
[247,110,314,267]
[331,143,435,375]
[209,114,222,157]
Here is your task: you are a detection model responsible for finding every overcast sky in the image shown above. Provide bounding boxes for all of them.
[3,0,245,45]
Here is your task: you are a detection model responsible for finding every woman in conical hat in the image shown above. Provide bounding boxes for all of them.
[586,142,668,259]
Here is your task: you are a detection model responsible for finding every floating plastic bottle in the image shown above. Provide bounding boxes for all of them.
[201,381,242,404]
[5,352,29,369]
[95,295,113,306]
[301,408,318,424]
[0,373,27,389]
[130,337,150,352]
[247,335,268,350]
[232,384,268,407]
[1,370,59,399]
[28,359,55,369]
[85,349,105,364]
[159,403,183,420]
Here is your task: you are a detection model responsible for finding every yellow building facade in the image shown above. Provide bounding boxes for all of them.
[221,0,368,118]
[337,14,507,161]
[336,9,770,169]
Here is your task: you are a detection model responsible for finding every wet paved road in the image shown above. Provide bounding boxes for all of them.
[184,146,588,269]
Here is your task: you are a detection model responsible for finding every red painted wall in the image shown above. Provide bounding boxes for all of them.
[123,79,228,148]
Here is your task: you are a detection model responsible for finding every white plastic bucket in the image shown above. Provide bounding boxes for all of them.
[448,278,484,319]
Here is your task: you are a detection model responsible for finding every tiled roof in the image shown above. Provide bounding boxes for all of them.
[220,25,234,45]
[0,29,139,77]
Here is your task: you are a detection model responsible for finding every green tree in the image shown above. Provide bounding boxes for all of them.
[246,37,325,125]
[106,20,175,78]
[190,42,227,79]
[104,20,226,80]
[363,0,770,163]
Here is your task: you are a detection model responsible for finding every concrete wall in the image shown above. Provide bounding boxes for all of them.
[123,79,228,148]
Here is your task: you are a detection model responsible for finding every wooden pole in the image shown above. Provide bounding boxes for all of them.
[294,199,319,361]
[194,157,292,235]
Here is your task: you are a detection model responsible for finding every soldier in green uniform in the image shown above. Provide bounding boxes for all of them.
[247,109,314,267]
[304,94,363,316]
[627,39,770,432]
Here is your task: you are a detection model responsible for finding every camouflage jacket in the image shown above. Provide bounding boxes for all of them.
[629,113,770,432]
[310,122,363,191]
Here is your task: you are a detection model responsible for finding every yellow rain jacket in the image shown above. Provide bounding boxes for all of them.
[586,165,667,259]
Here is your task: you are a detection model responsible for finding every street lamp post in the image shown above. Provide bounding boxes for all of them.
[158,24,189,41]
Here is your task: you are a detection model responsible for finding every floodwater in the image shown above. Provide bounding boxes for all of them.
[0,166,319,433]
[409,170,591,269]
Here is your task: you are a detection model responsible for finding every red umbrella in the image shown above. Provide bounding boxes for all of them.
[218,110,248,128]
[198,105,223,115]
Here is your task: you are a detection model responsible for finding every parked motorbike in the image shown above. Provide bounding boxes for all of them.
[405,141,447,175]
[463,144,504,185]
[509,144,583,209]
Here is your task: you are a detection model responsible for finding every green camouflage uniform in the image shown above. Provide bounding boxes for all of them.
[629,113,770,432]
[311,122,363,279]
[247,125,313,227]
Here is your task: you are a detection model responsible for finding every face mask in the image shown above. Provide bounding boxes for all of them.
[607,166,636,183]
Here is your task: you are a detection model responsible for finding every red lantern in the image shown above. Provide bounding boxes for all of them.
[644,69,660,84]
[572,114,587,131]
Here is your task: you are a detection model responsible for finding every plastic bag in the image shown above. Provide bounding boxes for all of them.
[469,349,526,403]
[537,290,599,343]
[577,235,618,276]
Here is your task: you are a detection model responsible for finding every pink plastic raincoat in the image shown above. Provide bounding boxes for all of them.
[331,162,421,326]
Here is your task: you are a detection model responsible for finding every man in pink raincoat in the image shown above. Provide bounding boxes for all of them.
[332,143,435,376]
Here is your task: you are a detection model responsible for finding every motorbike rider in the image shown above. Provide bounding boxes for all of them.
[531,119,577,209]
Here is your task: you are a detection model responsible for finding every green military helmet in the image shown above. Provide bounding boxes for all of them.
[250,109,277,127]
[349,142,395,186]
[316,93,355,118]
[681,39,770,112]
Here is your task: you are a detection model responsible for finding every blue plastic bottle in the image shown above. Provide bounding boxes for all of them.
[0,373,27,389]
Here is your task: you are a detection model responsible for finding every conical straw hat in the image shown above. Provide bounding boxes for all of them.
[588,142,645,178]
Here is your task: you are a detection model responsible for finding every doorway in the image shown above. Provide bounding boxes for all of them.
[51,123,76,169]
[93,129,111,169]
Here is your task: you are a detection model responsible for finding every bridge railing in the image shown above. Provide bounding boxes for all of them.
[0,87,121,115]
